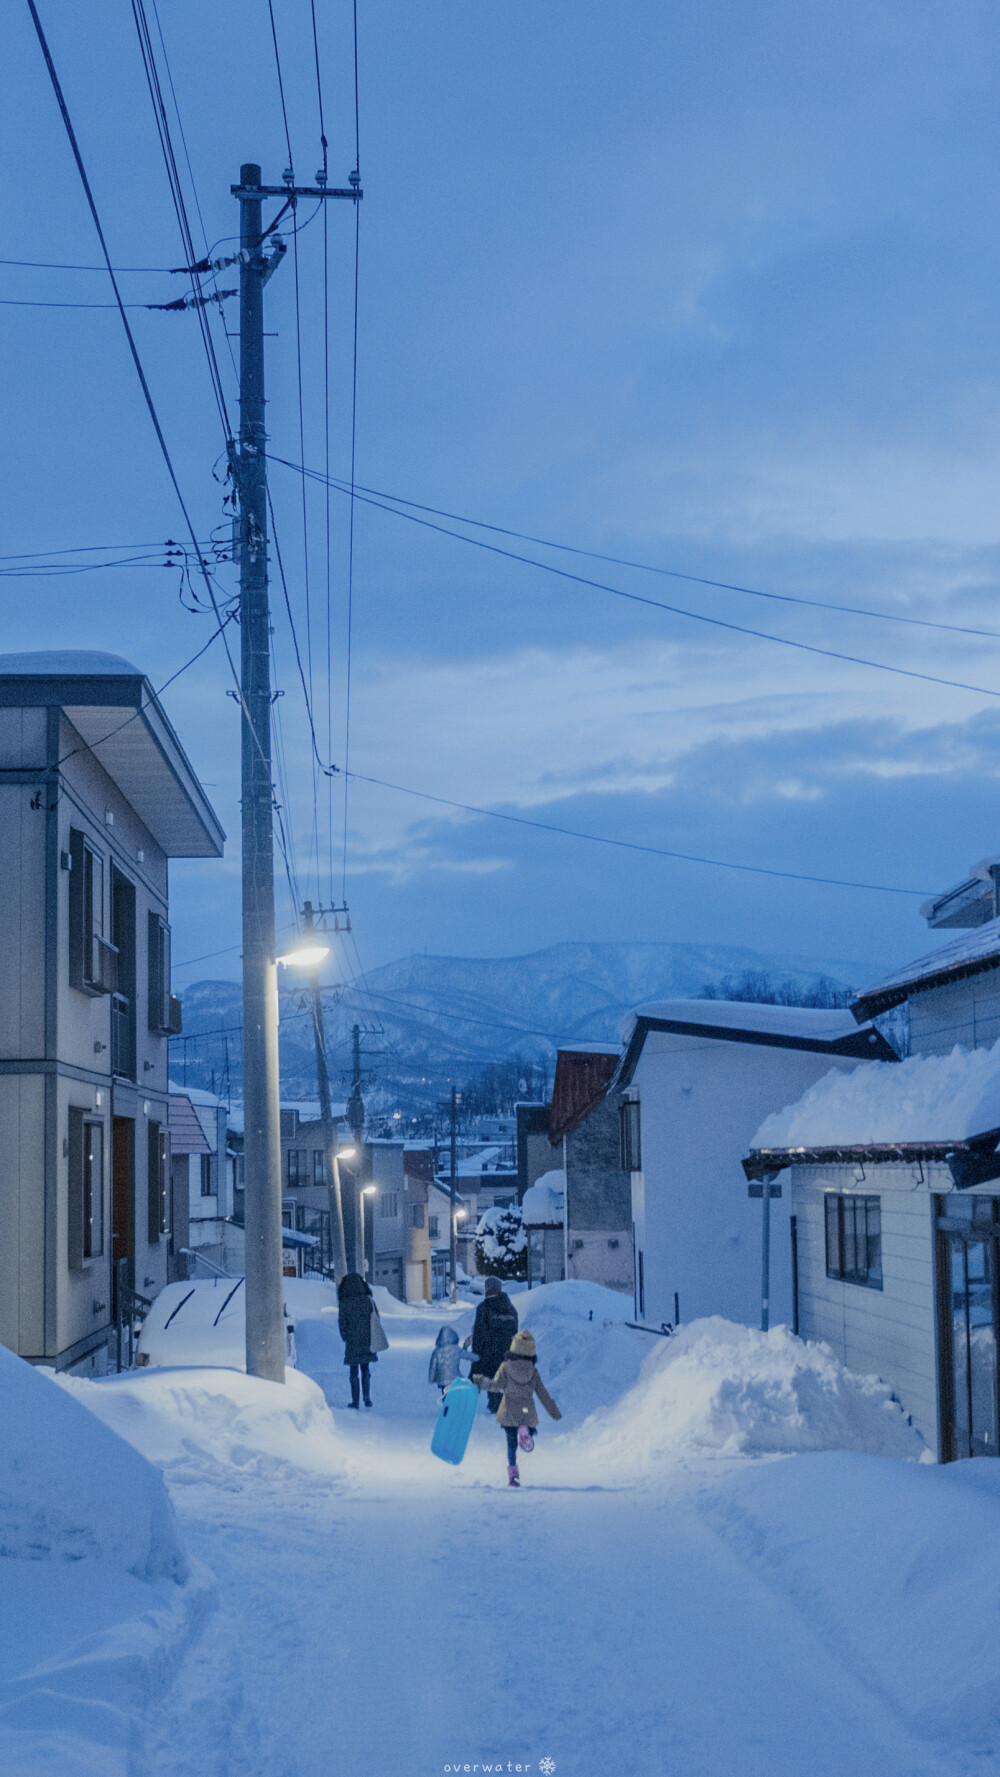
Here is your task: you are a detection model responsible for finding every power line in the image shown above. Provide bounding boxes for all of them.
[274,459,1000,703]
[315,477,1000,646]
[25,0,250,733]
[345,769,933,897]
[266,0,294,172]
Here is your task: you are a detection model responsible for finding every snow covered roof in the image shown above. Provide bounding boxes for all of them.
[853,921,1000,1019]
[618,999,893,1085]
[169,1082,226,1110]
[0,651,224,858]
[746,1041,1000,1184]
[167,1093,212,1155]
[521,1170,565,1225]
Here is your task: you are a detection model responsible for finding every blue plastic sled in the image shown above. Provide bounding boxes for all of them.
[431,1377,479,1466]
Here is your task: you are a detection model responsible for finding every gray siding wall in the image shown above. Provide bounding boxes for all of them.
[564,1094,632,1232]
[908,969,1000,1056]
[792,1162,941,1457]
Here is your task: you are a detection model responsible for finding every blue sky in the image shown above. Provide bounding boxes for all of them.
[6,0,1000,988]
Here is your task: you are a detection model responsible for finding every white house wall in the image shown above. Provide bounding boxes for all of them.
[907,971,1000,1056]
[791,1162,942,1459]
[632,1033,865,1330]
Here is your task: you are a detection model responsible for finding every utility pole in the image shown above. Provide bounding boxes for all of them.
[345,1022,365,1273]
[449,1085,458,1303]
[233,161,361,1380]
[301,901,347,1280]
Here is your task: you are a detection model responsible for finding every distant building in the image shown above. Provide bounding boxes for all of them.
[0,651,223,1373]
[549,1046,634,1294]
[522,1170,565,1287]
[168,1085,238,1275]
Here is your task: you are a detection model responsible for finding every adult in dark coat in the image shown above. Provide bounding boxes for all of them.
[338,1272,377,1408]
[465,1276,518,1414]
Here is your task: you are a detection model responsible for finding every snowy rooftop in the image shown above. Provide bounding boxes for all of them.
[0,649,141,676]
[751,1041,1000,1153]
[853,920,1000,1018]
[621,998,862,1045]
[521,1171,565,1225]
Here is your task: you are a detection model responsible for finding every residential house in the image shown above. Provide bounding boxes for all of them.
[0,651,223,1373]
[278,1100,349,1272]
[548,1046,634,1293]
[166,1090,208,1283]
[522,1170,565,1286]
[742,856,1000,1463]
[618,999,895,1330]
[516,1101,552,1200]
[168,1084,238,1274]
[364,1138,407,1297]
[402,1147,434,1303]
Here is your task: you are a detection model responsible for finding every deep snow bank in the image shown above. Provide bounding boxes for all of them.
[507,1280,648,1425]
[0,1343,184,1581]
[56,1365,343,1485]
[702,1451,1000,1753]
[0,1347,206,1777]
[577,1318,927,1467]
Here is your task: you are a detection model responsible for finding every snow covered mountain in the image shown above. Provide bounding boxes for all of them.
[174,939,880,1113]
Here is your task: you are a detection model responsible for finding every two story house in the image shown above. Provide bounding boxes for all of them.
[0,651,223,1373]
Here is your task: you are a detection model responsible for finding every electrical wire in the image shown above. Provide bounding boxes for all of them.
[315,478,1000,645]
[273,459,1000,702]
[341,208,361,899]
[25,0,251,738]
[266,0,294,172]
[345,769,933,896]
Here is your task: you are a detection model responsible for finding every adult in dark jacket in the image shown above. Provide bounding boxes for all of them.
[338,1272,377,1408]
[465,1276,518,1413]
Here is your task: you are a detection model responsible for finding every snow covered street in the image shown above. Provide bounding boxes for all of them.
[6,1285,1000,1776]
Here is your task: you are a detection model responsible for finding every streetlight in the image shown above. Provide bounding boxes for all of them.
[244,940,329,1382]
[360,1184,377,1280]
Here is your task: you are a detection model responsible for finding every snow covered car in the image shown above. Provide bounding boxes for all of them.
[135,1277,298,1370]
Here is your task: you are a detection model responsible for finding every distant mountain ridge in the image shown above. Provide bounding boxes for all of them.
[175,939,882,1113]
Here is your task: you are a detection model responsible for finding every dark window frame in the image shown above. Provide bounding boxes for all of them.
[312,1149,327,1187]
[287,1149,306,1189]
[620,1099,642,1172]
[147,1120,168,1242]
[69,828,116,996]
[200,1152,213,1197]
[69,1107,104,1267]
[825,1192,882,1290]
[147,912,172,1034]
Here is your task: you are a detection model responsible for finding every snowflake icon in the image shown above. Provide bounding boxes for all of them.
[539,1761,556,1776]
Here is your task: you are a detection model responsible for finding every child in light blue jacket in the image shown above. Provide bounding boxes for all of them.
[428,1325,464,1394]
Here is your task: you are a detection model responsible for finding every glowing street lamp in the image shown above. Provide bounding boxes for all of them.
[275,943,330,969]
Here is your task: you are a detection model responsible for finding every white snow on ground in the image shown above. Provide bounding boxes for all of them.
[753,1037,1000,1150]
[574,1316,928,1470]
[6,1281,998,1775]
[0,1345,210,1777]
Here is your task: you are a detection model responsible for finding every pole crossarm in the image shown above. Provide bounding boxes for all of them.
[231,184,363,201]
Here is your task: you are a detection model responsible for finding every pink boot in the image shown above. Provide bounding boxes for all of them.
[507,1464,520,1488]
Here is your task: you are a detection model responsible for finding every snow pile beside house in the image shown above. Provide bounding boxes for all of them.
[753,1038,1000,1151]
[0,1342,184,1580]
[512,1279,648,1424]
[0,1347,207,1777]
[521,1171,565,1224]
[56,1366,343,1486]
[578,1318,927,1468]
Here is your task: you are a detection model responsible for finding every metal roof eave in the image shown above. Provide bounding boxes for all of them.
[0,665,225,858]
[743,1126,1000,1190]
[616,1011,895,1087]
[852,949,1000,1022]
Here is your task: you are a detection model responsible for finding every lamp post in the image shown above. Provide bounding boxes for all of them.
[244,939,330,1381]
[360,1183,378,1281]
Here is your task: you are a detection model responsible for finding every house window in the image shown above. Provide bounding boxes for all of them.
[312,1150,328,1186]
[69,829,116,995]
[428,1214,439,1238]
[408,1202,425,1229]
[620,1099,642,1171]
[147,1121,168,1242]
[68,1108,104,1266]
[379,1192,399,1218]
[287,1149,306,1188]
[147,913,172,1033]
[825,1193,882,1289]
[200,1153,213,1197]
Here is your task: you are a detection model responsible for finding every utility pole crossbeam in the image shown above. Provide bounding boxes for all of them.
[234,162,361,1383]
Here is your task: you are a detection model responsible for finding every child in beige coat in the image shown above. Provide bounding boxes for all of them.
[472,1328,561,1487]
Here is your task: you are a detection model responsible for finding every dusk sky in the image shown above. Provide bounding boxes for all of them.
[7,1,1000,988]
